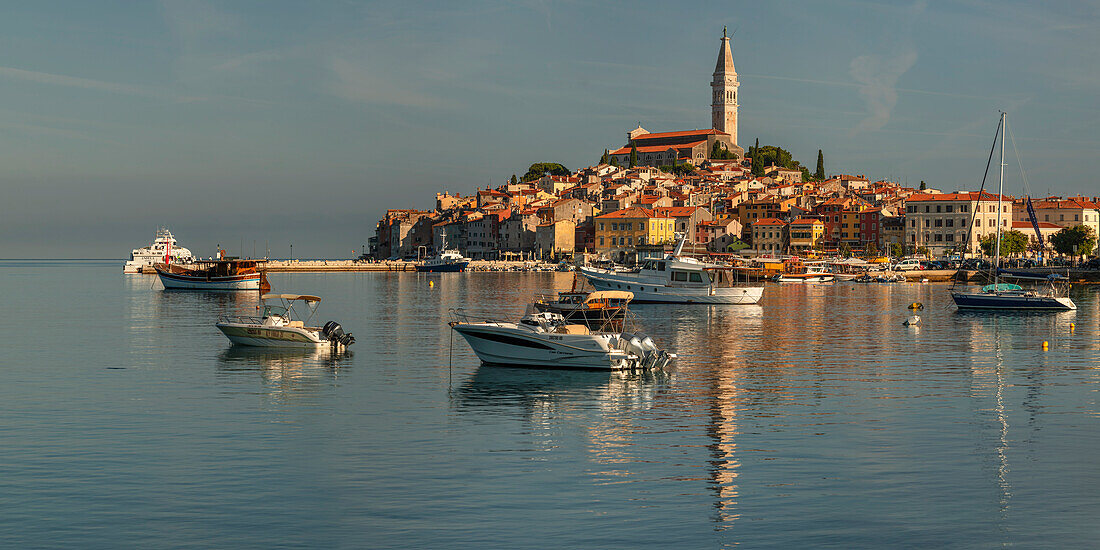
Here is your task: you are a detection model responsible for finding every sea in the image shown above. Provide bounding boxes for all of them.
[2,259,1098,548]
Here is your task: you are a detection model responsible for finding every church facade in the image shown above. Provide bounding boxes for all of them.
[608,29,744,168]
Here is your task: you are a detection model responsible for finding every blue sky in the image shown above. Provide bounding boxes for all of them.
[2,0,1098,258]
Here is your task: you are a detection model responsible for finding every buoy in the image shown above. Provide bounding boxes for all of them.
[908,302,924,310]
[1042,341,1049,350]
[1070,323,1075,331]
[429,280,434,287]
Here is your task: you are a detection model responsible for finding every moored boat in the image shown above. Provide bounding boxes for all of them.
[534,290,633,330]
[416,250,470,272]
[216,294,355,349]
[155,258,269,291]
[124,228,194,273]
[449,308,674,370]
[579,236,763,304]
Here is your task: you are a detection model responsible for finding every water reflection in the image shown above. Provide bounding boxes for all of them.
[216,346,351,399]
[454,365,669,414]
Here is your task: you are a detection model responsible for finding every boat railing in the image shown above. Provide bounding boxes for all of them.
[447,308,511,326]
[219,314,263,324]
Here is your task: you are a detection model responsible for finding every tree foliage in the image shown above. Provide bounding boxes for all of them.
[628,144,638,168]
[659,162,696,176]
[814,149,825,180]
[509,174,518,186]
[864,241,879,257]
[919,180,927,190]
[980,230,1029,257]
[599,149,609,165]
[710,141,736,160]
[521,163,570,182]
[889,242,905,258]
[838,241,852,258]
[1050,224,1097,257]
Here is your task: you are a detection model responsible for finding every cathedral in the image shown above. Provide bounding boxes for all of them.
[608,29,744,168]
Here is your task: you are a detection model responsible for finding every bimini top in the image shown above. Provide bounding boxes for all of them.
[262,294,321,302]
[586,290,634,303]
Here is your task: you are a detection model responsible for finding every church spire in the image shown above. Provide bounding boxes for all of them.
[714,28,736,76]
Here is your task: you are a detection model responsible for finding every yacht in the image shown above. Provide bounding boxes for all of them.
[124,228,194,273]
[155,256,269,291]
[217,294,355,349]
[449,309,674,370]
[578,236,763,304]
[416,250,471,272]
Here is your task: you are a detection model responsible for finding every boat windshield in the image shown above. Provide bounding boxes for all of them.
[982,283,1023,293]
[263,305,289,317]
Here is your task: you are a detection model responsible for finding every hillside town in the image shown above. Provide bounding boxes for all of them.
[371,31,1099,265]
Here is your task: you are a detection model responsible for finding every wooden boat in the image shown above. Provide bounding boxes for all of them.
[533,290,632,331]
[155,258,270,291]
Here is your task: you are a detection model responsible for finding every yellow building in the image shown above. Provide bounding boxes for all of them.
[595,207,675,253]
[789,218,825,252]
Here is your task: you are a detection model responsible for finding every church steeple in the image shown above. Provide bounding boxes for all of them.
[711,28,739,145]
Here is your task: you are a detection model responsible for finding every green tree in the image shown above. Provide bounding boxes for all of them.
[509,174,518,186]
[815,149,825,180]
[838,241,852,258]
[609,156,619,167]
[980,230,1029,257]
[600,149,609,165]
[521,162,570,182]
[889,242,905,258]
[1050,224,1097,257]
[864,241,879,257]
[915,246,931,258]
[919,180,927,190]
[628,143,638,168]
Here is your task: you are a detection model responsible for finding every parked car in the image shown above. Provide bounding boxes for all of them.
[1084,257,1100,270]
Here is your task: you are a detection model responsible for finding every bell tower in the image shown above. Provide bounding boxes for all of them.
[711,27,739,146]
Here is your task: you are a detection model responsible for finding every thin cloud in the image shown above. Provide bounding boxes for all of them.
[0,65,201,102]
[849,50,918,134]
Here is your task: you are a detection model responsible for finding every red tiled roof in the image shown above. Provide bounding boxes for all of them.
[610,140,708,155]
[596,207,669,219]
[653,206,698,217]
[633,129,727,141]
[790,217,823,225]
[1012,221,1061,229]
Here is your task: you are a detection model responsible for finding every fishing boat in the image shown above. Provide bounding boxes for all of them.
[578,235,763,304]
[951,113,1076,311]
[154,256,269,291]
[533,290,632,330]
[216,294,355,349]
[448,308,674,371]
[124,227,194,273]
[416,249,471,272]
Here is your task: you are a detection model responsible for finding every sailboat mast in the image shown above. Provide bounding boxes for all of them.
[994,112,1005,285]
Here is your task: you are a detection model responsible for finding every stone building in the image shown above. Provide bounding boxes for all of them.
[905,191,1011,257]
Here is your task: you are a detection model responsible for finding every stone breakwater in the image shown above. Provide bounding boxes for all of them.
[129,260,567,273]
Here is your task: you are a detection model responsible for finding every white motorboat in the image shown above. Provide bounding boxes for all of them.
[216,294,356,349]
[774,263,835,283]
[124,228,194,273]
[579,236,763,304]
[416,249,471,272]
[449,309,674,370]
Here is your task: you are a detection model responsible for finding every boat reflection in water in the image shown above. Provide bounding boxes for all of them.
[453,364,670,415]
[216,346,352,399]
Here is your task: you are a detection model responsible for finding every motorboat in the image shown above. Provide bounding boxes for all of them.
[951,113,1076,312]
[773,259,834,283]
[155,256,269,291]
[216,294,355,349]
[124,228,194,273]
[533,290,633,330]
[578,235,763,304]
[416,250,470,272]
[449,308,674,370]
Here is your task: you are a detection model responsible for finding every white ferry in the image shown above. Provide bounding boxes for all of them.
[124,228,194,273]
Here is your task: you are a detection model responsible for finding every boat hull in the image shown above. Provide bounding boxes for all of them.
[415,262,468,272]
[156,268,261,290]
[216,323,334,348]
[775,274,835,283]
[951,291,1076,311]
[451,324,633,370]
[579,268,763,304]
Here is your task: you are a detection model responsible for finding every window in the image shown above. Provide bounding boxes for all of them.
[611,223,618,231]
[689,273,704,283]
[911,220,916,227]
[627,237,633,245]
[946,234,954,242]
[657,262,666,271]
[961,205,968,212]
[925,220,931,228]
[1075,214,1079,221]
[925,206,930,213]
[936,205,942,213]
[599,222,604,231]
[946,219,954,227]
[935,234,943,242]
[672,271,688,282]
[946,205,953,213]
[934,219,942,227]
[599,236,604,245]
[1045,215,1049,221]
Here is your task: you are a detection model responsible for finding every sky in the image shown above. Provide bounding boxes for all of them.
[2,0,1099,258]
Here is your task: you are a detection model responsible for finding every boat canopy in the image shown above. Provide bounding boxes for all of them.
[586,291,634,302]
[981,283,1023,293]
[262,293,322,302]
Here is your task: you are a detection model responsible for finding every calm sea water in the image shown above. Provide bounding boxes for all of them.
[1,260,1098,548]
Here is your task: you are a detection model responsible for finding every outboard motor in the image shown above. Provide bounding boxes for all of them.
[322,321,355,348]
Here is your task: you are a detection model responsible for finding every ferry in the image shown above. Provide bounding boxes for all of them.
[124,228,194,273]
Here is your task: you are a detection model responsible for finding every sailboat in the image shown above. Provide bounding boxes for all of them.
[951,113,1075,311]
